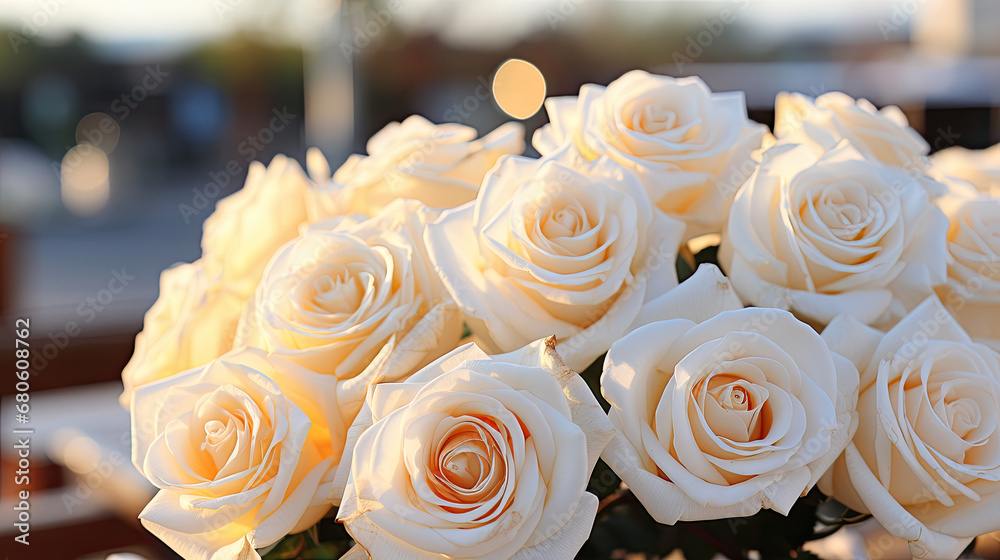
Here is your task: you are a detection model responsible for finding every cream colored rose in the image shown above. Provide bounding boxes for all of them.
[202,154,310,297]
[235,200,463,464]
[120,262,243,407]
[131,347,341,560]
[934,193,1000,352]
[600,269,858,524]
[121,156,311,407]
[930,144,1000,199]
[774,92,930,174]
[336,337,614,560]
[820,297,1000,559]
[533,70,766,237]
[305,116,524,221]
[426,144,686,372]
[719,141,949,327]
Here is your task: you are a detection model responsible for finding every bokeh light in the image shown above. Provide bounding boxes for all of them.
[492,59,546,120]
[62,435,103,474]
[75,112,121,154]
[60,145,110,216]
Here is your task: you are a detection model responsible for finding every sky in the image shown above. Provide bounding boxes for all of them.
[0,0,337,56]
[0,0,906,55]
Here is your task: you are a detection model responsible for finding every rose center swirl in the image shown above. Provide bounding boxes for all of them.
[521,189,606,261]
[192,387,268,477]
[639,104,678,134]
[542,205,586,239]
[804,182,882,242]
[698,374,771,444]
[311,267,363,313]
[428,415,513,507]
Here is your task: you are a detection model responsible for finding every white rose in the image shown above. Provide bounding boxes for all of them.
[719,140,949,327]
[774,92,930,174]
[202,154,310,297]
[306,116,524,220]
[934,192,1000,351]
[235,200,463,480]
[426,144,686,372]
[533,70,766,237]
[120,262,243,406]
[820,297,1000,559]
[601,269,858,524]
[336,337,614,560]
[930,143,1000,198]
[131,347,340,560]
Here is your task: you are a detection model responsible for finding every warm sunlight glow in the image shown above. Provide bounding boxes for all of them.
[492,59,546,120]
[61,145,110,216]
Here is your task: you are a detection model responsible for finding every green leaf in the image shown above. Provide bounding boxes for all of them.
[303,542,353,558]
[262,519,356,560]
[261,534,305,560]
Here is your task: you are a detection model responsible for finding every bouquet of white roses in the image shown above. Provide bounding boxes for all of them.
[121,70,1000,560]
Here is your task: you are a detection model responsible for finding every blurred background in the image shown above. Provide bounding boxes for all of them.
[1,0,1000,558]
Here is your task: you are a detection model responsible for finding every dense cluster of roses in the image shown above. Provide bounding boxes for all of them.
[122,71,1000,560]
